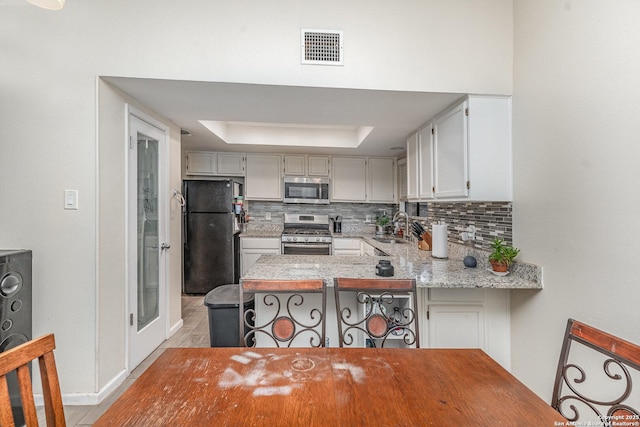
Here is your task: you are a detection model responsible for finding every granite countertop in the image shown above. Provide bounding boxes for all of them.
[242,233,543,290]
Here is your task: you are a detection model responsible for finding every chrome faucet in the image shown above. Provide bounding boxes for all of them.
[392,211,409,240]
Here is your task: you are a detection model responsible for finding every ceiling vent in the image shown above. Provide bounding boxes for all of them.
[301,29,343,66]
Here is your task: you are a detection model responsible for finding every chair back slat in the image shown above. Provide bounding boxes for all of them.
[334,278,420,348]
[552,319,640,426]
[241,279,327,348]
[0,334,66,427]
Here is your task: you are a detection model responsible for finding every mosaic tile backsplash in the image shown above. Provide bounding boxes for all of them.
[246,200,512,251]
[407,201,513,250]
[245,201,397,234]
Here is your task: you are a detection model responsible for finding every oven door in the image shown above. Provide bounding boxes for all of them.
[282,242,331,255]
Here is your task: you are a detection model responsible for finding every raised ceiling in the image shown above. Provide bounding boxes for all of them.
[104,77,465,157]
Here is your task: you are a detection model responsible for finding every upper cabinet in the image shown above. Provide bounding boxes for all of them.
[418,125,435,199]
[283,155,330,177]
[307,156,330,176]
[397,158,407,200]
[433,101,468,198]
[407,95,512,202]
[331,157,367,202]
[332,157,396,203]
[185,151,244,176]
[245,154,282,201]
[368,158,396,203]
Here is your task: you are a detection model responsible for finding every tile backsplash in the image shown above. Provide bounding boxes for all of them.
[245,200,512,251]
[408,201,512,250]
[245,201,397,234]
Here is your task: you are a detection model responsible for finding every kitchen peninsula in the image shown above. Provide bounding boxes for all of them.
[241,235,542,368]
[242,235,542,290]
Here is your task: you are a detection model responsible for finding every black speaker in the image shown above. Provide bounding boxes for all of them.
[0,249,32,426]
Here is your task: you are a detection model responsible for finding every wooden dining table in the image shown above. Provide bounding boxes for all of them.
[93,347,565,426]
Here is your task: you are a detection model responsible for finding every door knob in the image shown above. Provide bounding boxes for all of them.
[160,243,171,250]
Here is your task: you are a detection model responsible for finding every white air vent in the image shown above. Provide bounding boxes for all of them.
[301,29,343,66]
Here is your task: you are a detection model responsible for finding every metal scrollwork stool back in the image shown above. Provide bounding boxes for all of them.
[333,278,419,348]
[241,279,327,348]
[552,318,640,426]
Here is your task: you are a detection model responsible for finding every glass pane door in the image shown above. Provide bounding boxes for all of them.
[137,134,159,330]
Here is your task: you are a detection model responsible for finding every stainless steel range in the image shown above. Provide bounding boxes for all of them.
[281,214,332,255]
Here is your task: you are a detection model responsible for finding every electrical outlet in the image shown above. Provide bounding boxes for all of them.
[366,215,371,222]
[265,212,271,221]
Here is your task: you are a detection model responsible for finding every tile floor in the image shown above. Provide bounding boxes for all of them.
[46,296,209,426]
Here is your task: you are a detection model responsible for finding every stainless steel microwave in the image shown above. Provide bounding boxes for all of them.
[283,177,330,204]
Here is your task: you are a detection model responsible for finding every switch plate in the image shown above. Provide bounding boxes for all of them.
[64,190,78,210]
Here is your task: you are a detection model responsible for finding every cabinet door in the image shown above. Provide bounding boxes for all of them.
[283,155,306,176]
[186,151,216,175]
[308,156,330,176]
[397,158,407,200]
[331,157,367,202]
[406,134,418,200]
[427,304,484,349]
[368,158,395,202]
[418,126,434,199]
[245,154,282,200]
[217,153,245,176]
[433,100,469,198]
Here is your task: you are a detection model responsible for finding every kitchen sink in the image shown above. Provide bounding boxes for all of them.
[373,237,407,244]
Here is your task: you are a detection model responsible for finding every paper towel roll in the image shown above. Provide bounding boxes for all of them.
[432,224,448,259]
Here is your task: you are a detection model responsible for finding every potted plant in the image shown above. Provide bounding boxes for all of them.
[376,214,391,235]
[488,238,520,272]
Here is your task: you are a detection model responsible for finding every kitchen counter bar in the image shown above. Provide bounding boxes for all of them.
[242,234,542,289]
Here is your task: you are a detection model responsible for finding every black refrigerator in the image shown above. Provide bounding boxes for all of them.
[183,179,242,294]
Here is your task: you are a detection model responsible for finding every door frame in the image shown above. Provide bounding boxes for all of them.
[125,104,171,372]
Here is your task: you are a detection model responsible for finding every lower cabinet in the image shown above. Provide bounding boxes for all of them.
[332,238,362,256]
[419,287,510,369]
[240,237,281,276]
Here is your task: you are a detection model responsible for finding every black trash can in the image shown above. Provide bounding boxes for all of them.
[204,284,254,347]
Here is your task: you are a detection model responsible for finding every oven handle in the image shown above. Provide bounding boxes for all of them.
[282,243,332,249]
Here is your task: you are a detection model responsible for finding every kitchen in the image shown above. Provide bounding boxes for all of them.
[2,1,639,423]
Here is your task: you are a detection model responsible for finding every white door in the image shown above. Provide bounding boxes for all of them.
[127,111,168,370]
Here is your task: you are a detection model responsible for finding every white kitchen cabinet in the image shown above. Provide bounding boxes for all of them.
[406,133,419,200]
[283,155,330,177]
[331,157,367,202]
[397,158,407,200]
[418,287,510,369]
[427,304,485,348]
[186,151,245,176]
[407,95,512,202]
[240,237,281,276]
[283,155,306,176]
[432,96,512,201]
[367,158,396,203]
[245,154,282,201]
[186,151,216,175]
[418,125,434,199]
[217,153,245,176]
[433,100,468,198]
[332,238,362,256]
[307,156,330,176]
[361,241,375,256]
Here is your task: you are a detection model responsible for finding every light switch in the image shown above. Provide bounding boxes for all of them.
[64,190,78,210]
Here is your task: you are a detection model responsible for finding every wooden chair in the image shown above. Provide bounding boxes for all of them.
[334,278,420,348]
[552,319,640,426]
[240,279,327,347]
[0,334,65,427]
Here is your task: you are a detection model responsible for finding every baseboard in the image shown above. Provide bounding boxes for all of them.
[35,368,128,406]
[169,318,183,337]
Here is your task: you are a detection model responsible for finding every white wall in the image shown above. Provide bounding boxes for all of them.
[511,0,640,401]
[0,0,513,398]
